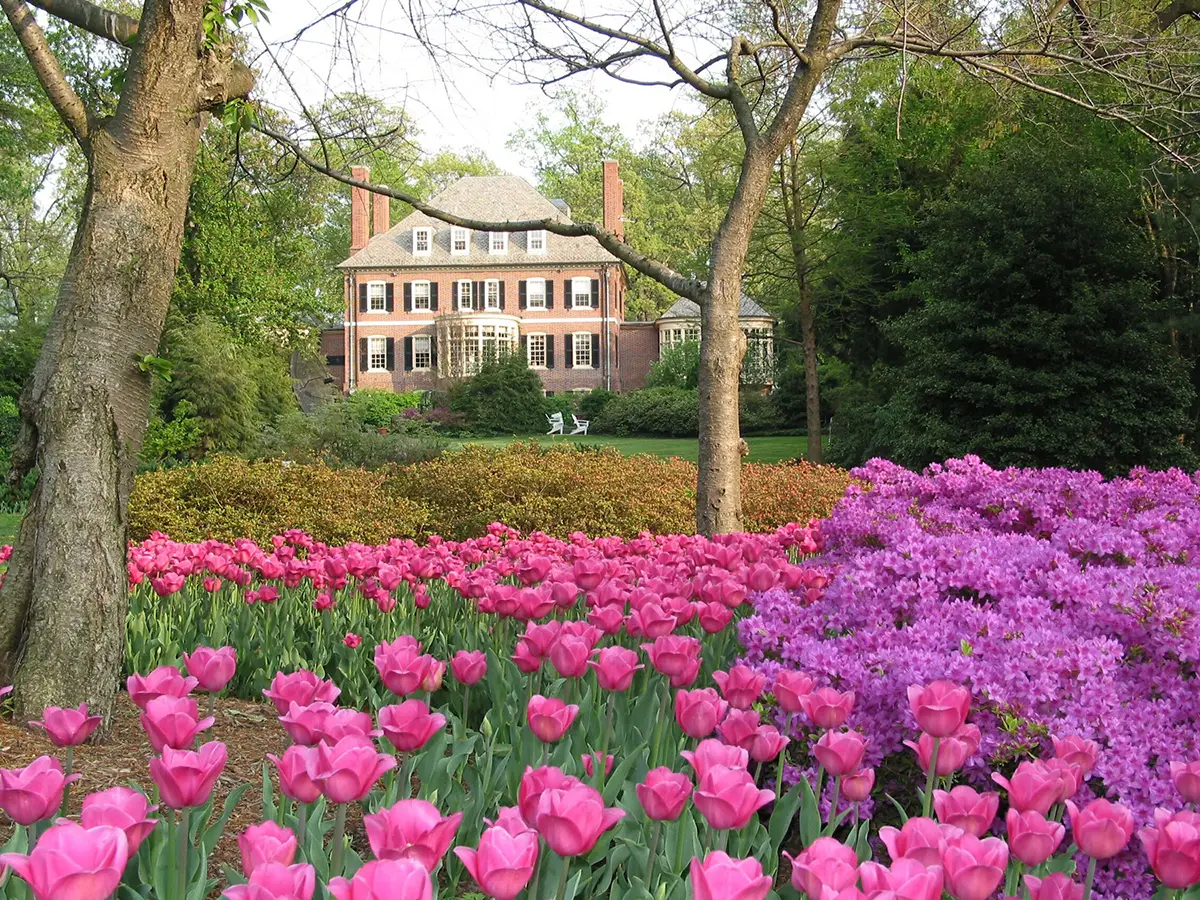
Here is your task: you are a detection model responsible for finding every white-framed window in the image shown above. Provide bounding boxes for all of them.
[526,278,546,310]
[571,277,592,309]
[490,232,507,254]
[527,230,547,254]
[573,332,592,368]
[451,226,471,255]
[686,325,700,342]
[662,324,700,349]
[412,281,431,311]
[367,336,388,372]
[484,279,501,310]
[456,280,473,311]
[368,281,387,312]
[527,333,547,368]
[413,335,432,370]
[413,228,431,256]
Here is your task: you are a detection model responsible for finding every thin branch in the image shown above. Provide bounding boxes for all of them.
[25,0,136,43]
[1,0,90,143]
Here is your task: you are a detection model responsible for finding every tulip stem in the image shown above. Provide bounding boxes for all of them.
[528,837,546,900]
[463,686,470,731]
[650,681,671,769]
[598,692,616,793]
[166,811,176,900]
[776,713,793,799]
[1082,856,1096,900]
[176,807,190,900]
[206,692,216,720]
[829,776,842,829]
[646,820,663,893]
[60,745,74,817]
[330,803,348,878]
[921,737,941,818]
[296,801,307,855]
[554,857,570,900]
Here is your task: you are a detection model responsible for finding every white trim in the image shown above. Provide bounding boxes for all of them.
[412,334,433,371]
[570,276,592,310]
[366,280,388,313]
[527,230,547,254]
[451,226,471,256]
[412,227,431,256]
[489,232,508,254]
[456,280,474,311]
[366,336,388,372]
[345,319,436,327]
[525,332,548,369]
[411,280,431,311]
[484,278,501,311]
[342,317,618,326]
[572,331,593,368]
[525,277,546,310]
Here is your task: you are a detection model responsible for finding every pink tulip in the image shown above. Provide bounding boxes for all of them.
[1005,808,1065,867]
[697,602,733,634]
[581,751,614,779]
[278,701,336,746]
[450,650,487,686]
[787,836,860,896]
[80,787,158,855]
[378,700,447,753]
[32,703,101,747]
[675,688,728,739]
[627,602,676,638]
[518,766,580,826]
[905,724,980,776]
[801,687,855,729]
[0,756,80,825]
[262,670,340,716]
[511,640,542,674]
[521,622,561,657]
[716,708,760,751]
[0,685,11,699]
[419,660,446,693]
[681,737,749,778]
[636,767,693,822]
[907,681,971,738]
[587,604,626,635]
[549,634,591,679]
[1065,797,1134,860]
[308,735,397,804]
[485,806,532,837]
[223,862,317,900]
[374,639,435,697]
[327,858,432,900]
[711,665,766,710]
[641,635,702,678]
[1138,808,1200,889]
[690,851,772,900]
[364,799,463,871]
[141,695,215,752]
[749,725,788,763]
[589,646,643,692]
[267,745,321,804]
[880,817,962,869]
[0,820,128,900]
[183,646,237,693]
[315,707,380,744]
[1024,873,1085,900]
[932,786,999,837]
[1171,761,1200,804]
[693,765,775,831]
[991,760,1065,815]
[239,821,297,876]
[127,666,198,709]
[842,768,875,803]
[455,824,539,900]
[772,670,816,714]
[941,832,1008,900]
[526,695,579,743]
[813,730,867,777]
[858,858,944,900]
[535,782,626,856]
[1052,735,1099,778]
[150,741,227,809]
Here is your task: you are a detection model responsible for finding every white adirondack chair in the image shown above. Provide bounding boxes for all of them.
[570,414,590,435]
[547,412,565,435]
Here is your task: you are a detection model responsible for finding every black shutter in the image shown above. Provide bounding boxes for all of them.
[546,281,554,309]
[591,334,600,368]
[591,279,600,309]
[404,283,412,312]
[546,335,555,369]
[563,280,571,307]
[520,335,528,362]
[564,334,573,369]
[386,338,396,371]
[358,283,368,312]
[404,337,413,371]
[386,283,395,312]
[499,282,506,310]
[430,283,439,311]
[430,336,438,368]
[614,333,619,367]
[519,281,527,309]
[359,338,368,371]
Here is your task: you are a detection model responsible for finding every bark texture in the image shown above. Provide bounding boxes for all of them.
[0,0,250,728]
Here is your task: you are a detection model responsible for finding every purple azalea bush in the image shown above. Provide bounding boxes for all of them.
[740,455,1200,898]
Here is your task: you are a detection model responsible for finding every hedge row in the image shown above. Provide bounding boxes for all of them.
[129,445,853,543]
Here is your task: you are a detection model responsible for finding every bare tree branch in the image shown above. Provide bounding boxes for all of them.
[25,0,136,43]
[1,0,90,143]
[1155,0,1200,31]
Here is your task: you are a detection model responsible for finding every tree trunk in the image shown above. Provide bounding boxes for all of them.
[0,0,246,728]
[791,226,823,464]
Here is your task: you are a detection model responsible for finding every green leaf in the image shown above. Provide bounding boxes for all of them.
[797,773,821,847]
[768,782,803,853]
[202,784,249,853]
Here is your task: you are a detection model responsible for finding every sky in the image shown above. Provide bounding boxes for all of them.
[253,0,692,179]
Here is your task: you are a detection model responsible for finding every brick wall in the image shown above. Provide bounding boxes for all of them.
[616,322,658,391]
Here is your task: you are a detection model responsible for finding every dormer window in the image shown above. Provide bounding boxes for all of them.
[413,227,431,256]
[527,230,547,254]
[451,226,471,255]
[490,232,508,254]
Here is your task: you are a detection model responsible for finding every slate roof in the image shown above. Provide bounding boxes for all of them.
[339,175,619,269]
[658,295,774,321]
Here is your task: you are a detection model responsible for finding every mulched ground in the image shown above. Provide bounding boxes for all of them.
[0,695,370,879]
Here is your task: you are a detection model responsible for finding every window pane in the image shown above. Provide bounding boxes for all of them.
[413,335,431,369]
[491,232,506,252]
[413,282,430,309]
[368,337,387,371]
[414,229,430,253]
[486,280,500,309]
[369,283,386,311]
[528,230,545,252]
[527,279,546,308]
[572,277,591,308]
[574,333,591,367]
[458,281,473,309]
[452,227,470,252]
[527,334,546,368]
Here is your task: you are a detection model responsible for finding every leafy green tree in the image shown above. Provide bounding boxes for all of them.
[449,354,547,435]
[647,341,701,389]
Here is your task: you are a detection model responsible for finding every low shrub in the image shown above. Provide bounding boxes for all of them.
[577,387,617,421]
[593,387,700,436]
[255,401,445,469]
[345,388,424,428]
[448,354,547,435]
[741,459,855,532]
[128,455,428,544]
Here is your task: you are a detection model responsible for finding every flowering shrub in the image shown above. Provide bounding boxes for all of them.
[740,455,1200,898]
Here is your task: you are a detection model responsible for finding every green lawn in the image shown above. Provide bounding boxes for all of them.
[453,434,808,464]
[0,512,20,546]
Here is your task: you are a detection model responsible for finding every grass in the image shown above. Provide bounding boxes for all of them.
[452,433,809,464]
[0,512,19,546]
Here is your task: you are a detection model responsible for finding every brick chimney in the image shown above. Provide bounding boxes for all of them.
[602,160,624,240]
[372,188,390,236]
[350,165,370,252]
